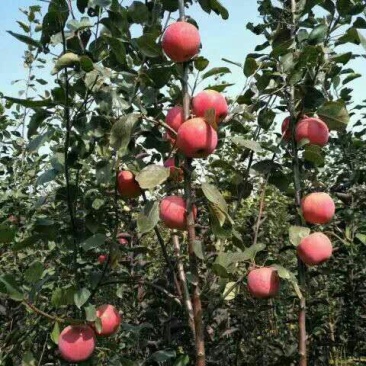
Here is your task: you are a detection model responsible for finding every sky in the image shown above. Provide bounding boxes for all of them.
[0,1,365,129]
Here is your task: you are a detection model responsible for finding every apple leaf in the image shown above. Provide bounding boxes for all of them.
[223,281,238,301]
[80,233,106,251]
[232,136,263,153]
[50,322,60,345]
[137,200,160,235]
[317,100,350,131]
[135,165,170,190]
[74,287,91,309]
[289,226,311,247]
[110,113,140,151]
[0,275,24,301]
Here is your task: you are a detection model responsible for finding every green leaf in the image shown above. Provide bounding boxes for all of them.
[251,160,281,174]
[272,264,302,299]
[36,169,58,186]
[201,183,228,213]
[137,200,159,234]
[4,96,52,108]
[22,351,36,366]
[289,226,311,247]
[135,165,170,190]
[51,287,76,307]
[150,350,176,362]
[80,55,94,72]
[173,355,190,366]
[24,261,44,283]
[74,287,91,309]
[28,109,50,138]
[0,275,24,301]
[105,36,126,65]
[243,57,258,77]
[342,72,361,85]
[110,113,140,151]
[94,317,103,333]
[13,235,42,251]
[308,24,328,44]
[7,31,41,48]
[135,33,162,58]
[304,144,325,166]
[209,0,229,19]
[80,233,106,251]
[193,240,205,260]
[202,67,231,80]
[84,304,97,321]
[128,1,149,24]
[51,52,80,75]
[317,100,350,131]
[258,108,275,130]
[223,281,238,301]
[0,225,16,243]
[50,322,60,345]
[232,137,262,153]
[194,56,209,71]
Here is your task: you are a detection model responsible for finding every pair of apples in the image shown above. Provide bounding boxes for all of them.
[58,304,121,363]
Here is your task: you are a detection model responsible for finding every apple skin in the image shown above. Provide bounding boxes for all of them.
[297,232,333,266]
[164,157,183,182]
[301,192,335,224]
[176,117,218,158]
[117,171,142,199]
[295,117,329,146]
[58,325,96,363]
[162,21,200,63]
[159,196,197,230]
[281,116,291,141]
[247,267,280,299]
[95,304,121,337]
[192,90,228,123]
[166,106,184,133]
[118,237,128,245]
[98,254,107,264]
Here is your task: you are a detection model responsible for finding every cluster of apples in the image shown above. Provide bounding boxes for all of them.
[247,194,335,299]
[58,304,121,362]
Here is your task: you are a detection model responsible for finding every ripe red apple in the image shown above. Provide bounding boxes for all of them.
[297,232,333,266]
[117,170,142,199]
[295,117,329,146]
[98,254,107,264]
[301,192,335,224]
[281,116,291,141]
[176,117,218,158]
[247,267,280,299]
[164,157,183,182]
[192,90,228,123]
[159,196,197,230]
[118,237,128,245]
[95,304,121,337]
[166,106,184,133]
[162,21,201,63]
[58,325,96,363]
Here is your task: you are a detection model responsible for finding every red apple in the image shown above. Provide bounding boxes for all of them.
[192,90,228,123]
[117,170,142,199]
[281,116,291,141]
[295,117,329,146]
[162,21,200,63]
[164,157,183,182]
[297,232,333,266]
[247,267,280,299]
[176,117,218,158]
[58,325,96,363]
[166,106,184,133]
[159,196,197,230]
[98,254,107,264]
[95,304,121,337]
[301,192,335,224]
[118,237,128,245]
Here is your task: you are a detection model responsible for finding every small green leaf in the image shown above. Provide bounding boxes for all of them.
[243,57,258,77]
[80,233,106,251]
[137,200,159,234]
[13,235,42,251]
[80,55,94,72]
[232,137,263,152]
[201,183,228,213]
[150,350,176,362]
[24,261,44,283]
[356,233,366,245]
[202,67,231,79]
[74,287,91,309]
[0,275,24,301]
[0,225,16,243]
[193,240,204,260]
[94,317,103,334]
[223,281,238,301]
[289,226,311,247]
[51,52,80,75]
[135,165,170,190]
[7,31,41,48]
[135,33,161,58]
[317,100,350,131]
[110,113,140,151]
[173,355,190,366]
[50,322,60,345]
[258,108,275,130]
[194,56,209,71]
[84,304,97,321]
